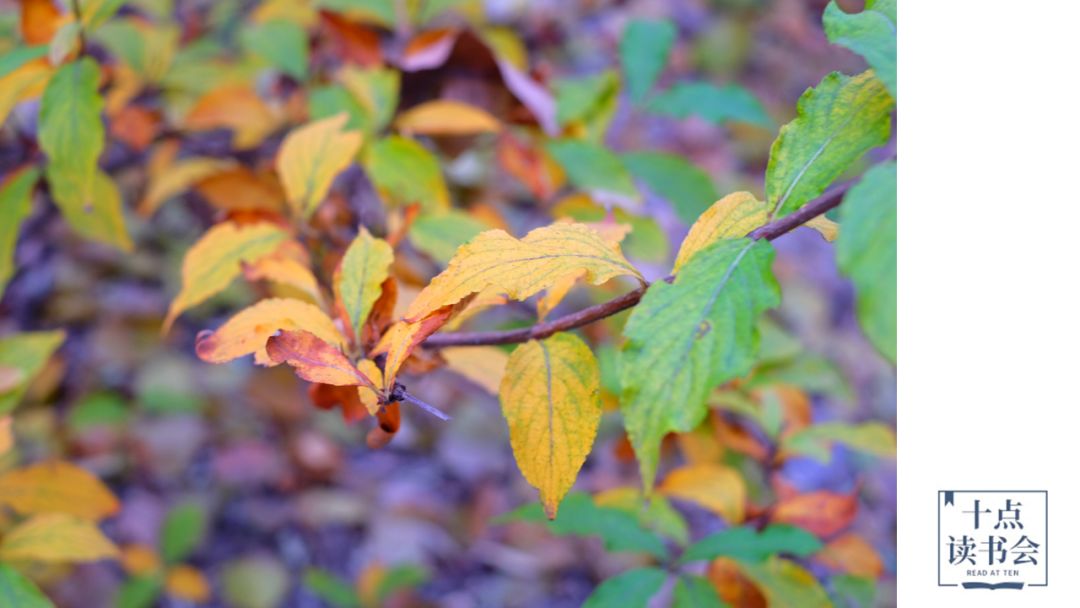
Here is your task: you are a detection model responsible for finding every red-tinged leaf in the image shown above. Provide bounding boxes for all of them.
[307,383,369,422]
[320,11,382,67]
[266,330,377,390]
[400,28,458,71]
[706,557,767,608]
[372,303,461,390]
[772,491,858,538]
[497,131,565,200]
[817,533,884,578]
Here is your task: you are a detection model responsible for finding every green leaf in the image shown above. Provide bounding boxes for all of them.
[374,564,428,604]
[673,575,727,608]
[498,492,668,559]
[596,489,690,545]
[783,421,896,462]
[409,210,490,264]
[0,564,53,608]
[93,20,178,83]
[366,136,450,211]
[738,557,831,608]
[836,161,895,362]
[620,238,779,487]
[649,82,771,128]
[68,392,131,431]
[583,567,667,608]
[336,228,393,343]
[0,167,39,299]
[765,71,892,217]
[745,354,852,401]
[622,151,720,224]
[681,524,822,564]
[309,85,370,132]
[39,57,104,212]
[302,568,360,608]
[222,556,289,608]
[0,45,47,79]
[340,66,400,134]
[829,574,876,608]
[114,576,162,608]
[160,502,206,564]
[0,330,65,416]
[824,0,897,99]
[241,19,309,80]
[546,140,639,201]
[48,170,133,251]
[553,71,619,140]
[80,0,127,31]
[620,19,676,102]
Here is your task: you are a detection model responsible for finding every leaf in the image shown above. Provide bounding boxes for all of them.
[546,140,639,201]
[115,576,163,608]
[499,492,668,559]
[0,513,119,563]
[0,167,39,299]
[683,525,822,564]
[836,161,896,362]
[620,238,779,488]
[553,71,619,140]
[0,330,65,416]
[276,113,363,218]
[194,167,287,213]
[824,0,897,99]
[243,255,324,305]
[334,227,393,343]
[552,194,669,263]
[659,463,746,523]
[164,221,290,330]
[160,502,206,563]
[783,421,896,462]
[0,564,52,608]
[20,0,64,45]
[395,100,501,135]
[49,169,133,251]
[0,461,120,521]
[79,0,126,31]
[582,567,667,608]
[817,533,883,578]
[673,192,768,272]
[620,19,676,102]
[649,82,771,128]
[737,557,831,608]
[772,491,858,537]
[338,66,400,133]
[441,346,508,395]
[0,58,54,126]
[165,564,211,603]
[266,330,377,389]
[241,19,309,79]
[765,70,893,217]
[0,45,48,79]
[0,416,11,456]
[120,544,161,576]
[622,151,720,224]
[593,487,689,545]
[406,223,642,321]
[222,555,289,608]
[365,135,450,211]
[94,19,179,83]
[195,298,344,366]
[355,359,383,416]
[39,57,104,211]
[500,334,601,518]
[184,85,280,149]
[408,210,491,264]
[372,305,458,390]
[673,575,725,608]
[303,568,360,608]
[139,157,233,216]
[47,22,80,66]
[804,215,839,241]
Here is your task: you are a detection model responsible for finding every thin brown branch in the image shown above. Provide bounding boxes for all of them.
[421,182,852,349]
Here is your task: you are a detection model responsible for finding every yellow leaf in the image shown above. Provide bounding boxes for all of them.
[373,305,458,390]
[0,58,54,126]
[139,157,233,216]
[185,85,281,149]
[0,461,120,521]
[406,223,642,322]
[441,346,508,394]
[499,333,601,518]
[356,359,383,415]
[165,564,211,603]
[275,113,363,218]
[164,221,290,331]
[243,255,324,305]
[673,192,768,272]
[334,227,393,343]
[805,215,839,241]
[818,533,883,578]
[0,416,11,456]
[265,330,377,389]
[395,100,501,136]
[659,463,746,523]
[194,298,344,366]
[120,543,162,576]
[536,219,630,319]
[0,513,119,563]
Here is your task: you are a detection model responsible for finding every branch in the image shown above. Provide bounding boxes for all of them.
[421,182,851,349]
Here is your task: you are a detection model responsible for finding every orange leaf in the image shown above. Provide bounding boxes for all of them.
[707,557,767,608]
[194,298,344,366]
[496,131,564,200]
[0,461,120,521]
[817,533,883,578]
[395,100,501,136]
[659,463,746,523]
[320,11,382,67]
[120,544,162,576]
[20,0,65,45]
[109,105,160,151]
[266,330,377,390]
[165,564,211,603]
[0,513,119,563]
[372,304,458,390]
[772,490,858,538]
[194,167,287,213]
[400,28,458,71]
[0,416,12,457]
[185,85,280,149]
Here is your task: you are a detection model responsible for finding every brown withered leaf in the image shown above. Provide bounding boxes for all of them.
[266,330,377,390]
[772,490,859,538]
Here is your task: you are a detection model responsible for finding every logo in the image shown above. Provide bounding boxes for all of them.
[938,490,1047,589]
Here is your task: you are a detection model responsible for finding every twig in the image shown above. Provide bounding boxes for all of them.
[422,182,852,349]
[390,385,452,421]
[70,0,89,57]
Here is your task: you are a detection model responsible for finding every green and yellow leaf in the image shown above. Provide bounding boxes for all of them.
[39,57,104,211]
[0,513,119,563]
[0,460,120,521]
[673,192,768,272]
[276,113,363,218]
[334,227,394,344]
